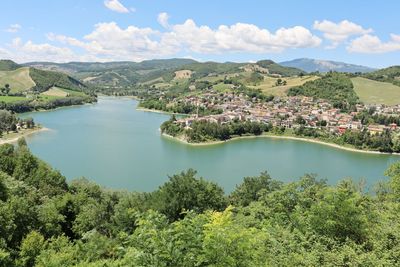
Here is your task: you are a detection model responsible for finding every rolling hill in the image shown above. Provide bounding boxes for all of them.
[352,77,400,106]
[25,58,198,87]
[0,60,87,93]
[280,58,375,73]
[0,59,21,71]
[0,67,36,93]
[363,66,400,86]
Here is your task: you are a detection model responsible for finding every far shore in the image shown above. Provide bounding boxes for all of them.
[161,132,400,156]
[0,127,49,145]
[136,107,188,116]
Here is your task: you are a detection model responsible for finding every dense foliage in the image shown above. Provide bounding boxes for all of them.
[161,117,272,142]
[0,141,400,266]
[288,72,359,110]
[29,68,87,93]
[139,99,222,115]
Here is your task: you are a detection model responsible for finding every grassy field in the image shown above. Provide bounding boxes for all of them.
[351,77,400,106]
[0,67,35,93]
[0,95,27,103]
[41,87,68,97]
[248,75,319,96]
[40,86,86,98]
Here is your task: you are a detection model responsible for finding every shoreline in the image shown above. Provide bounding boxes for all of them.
[136,107,188,116]
[161,132,400,155]
[0,127,49,145]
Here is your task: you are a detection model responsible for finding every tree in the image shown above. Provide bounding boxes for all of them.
[385,161,400,200]
[156,169,227,221]
[19,231,46,267]
[4,84,10,95]
[230,171,281,206]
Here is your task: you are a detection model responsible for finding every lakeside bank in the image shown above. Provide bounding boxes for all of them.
[161,132,400,156]
[0,126,49,145]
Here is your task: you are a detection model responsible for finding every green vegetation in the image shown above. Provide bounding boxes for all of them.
[0,96,27,103]
[248,75,319,96]
[0,96,96,113]
[0,110,34,136]
[0,68,36,93]
[180,62,243,79]
[139,99,222,115]
[0,60,20,71]
[161,117,272,142]
[364,66,400,86]
[288,72,359,109]
[29,68,86,93]
[352,77,400,106]
[0,61,96,113]
[1,142,400,266]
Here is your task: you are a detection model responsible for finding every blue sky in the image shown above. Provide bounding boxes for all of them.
[1,0,399,67]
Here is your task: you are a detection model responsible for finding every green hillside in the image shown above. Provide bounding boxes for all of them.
[29,68,87,93]
[0,67,36,93]
[352,77,400,106]
[0,59,21,71]
[288,72,359,108]
[364,66,400,86]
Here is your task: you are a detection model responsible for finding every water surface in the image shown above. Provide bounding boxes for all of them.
[21,97,400,192]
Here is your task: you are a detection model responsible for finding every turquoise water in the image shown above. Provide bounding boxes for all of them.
[21,97,400,192]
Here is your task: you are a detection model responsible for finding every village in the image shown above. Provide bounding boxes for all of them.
[168,89,400,136]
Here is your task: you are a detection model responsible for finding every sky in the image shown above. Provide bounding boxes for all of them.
[0,0,399,67]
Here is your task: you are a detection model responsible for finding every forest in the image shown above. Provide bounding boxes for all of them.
[287,72,359,110]
[0,140,399,266]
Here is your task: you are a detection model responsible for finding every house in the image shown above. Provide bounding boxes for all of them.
[368,125,385,135]
[338,125,348,134]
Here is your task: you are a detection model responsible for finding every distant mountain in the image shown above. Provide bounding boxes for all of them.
[24,58,198,87]
[24,58,197,73]
[280,58,375,73]
[256,60,304,76]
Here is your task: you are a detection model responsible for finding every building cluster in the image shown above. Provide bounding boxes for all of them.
[170,90,399,135]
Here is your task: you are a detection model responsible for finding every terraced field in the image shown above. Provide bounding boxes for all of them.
[0,67,35,93]
[352,77,400,106]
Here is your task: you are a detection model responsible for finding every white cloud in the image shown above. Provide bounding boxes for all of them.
[163,20,321,54]
[5,24,21,33]
[64,20,321,60]
[104,0,129,13]
[4,18,323,62]
[347,34,400,53]
[313,20,372,47]
[158,12,170,29]
[0,37,102,63]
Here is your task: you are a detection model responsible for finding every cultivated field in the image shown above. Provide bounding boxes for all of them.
[41,87,69,97]
[0,67,35,93]
[0,96,27,103]
[174,70,192,79]
[351,77,400,106]
[249,75,319,96]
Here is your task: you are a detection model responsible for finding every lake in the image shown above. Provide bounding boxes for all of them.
[21,97,400,192]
